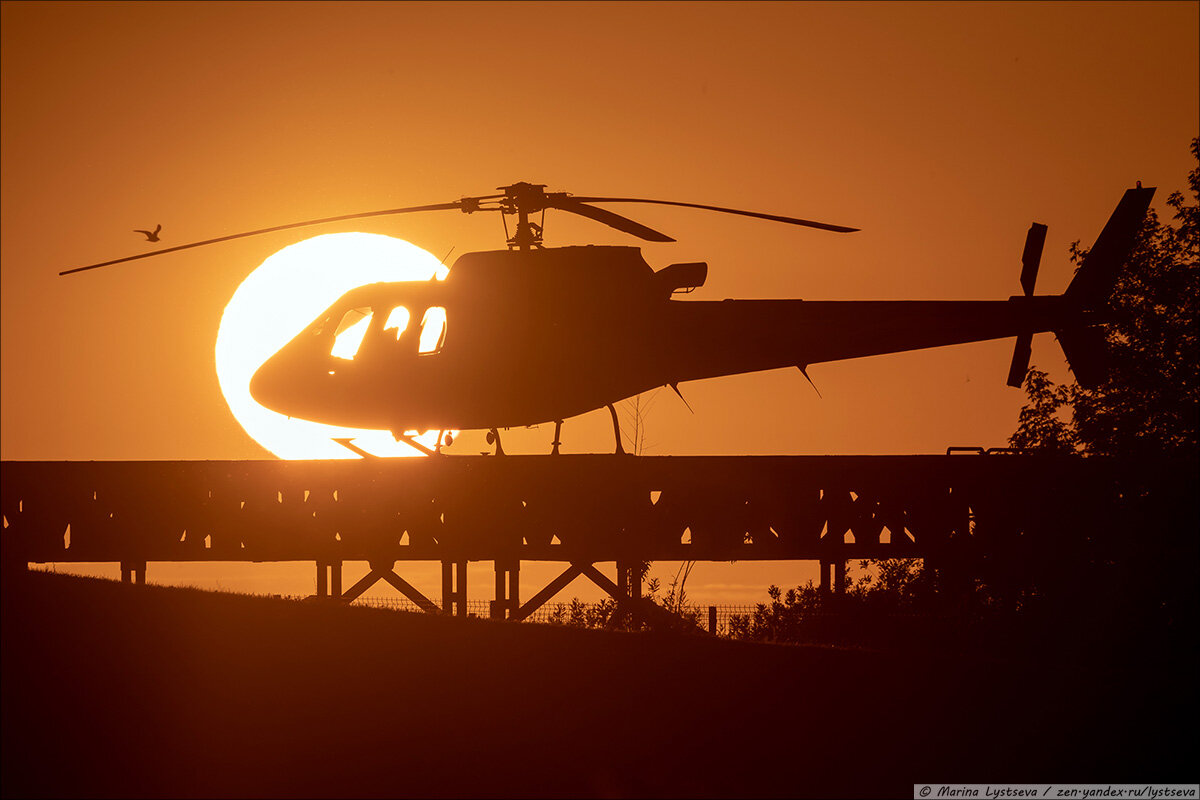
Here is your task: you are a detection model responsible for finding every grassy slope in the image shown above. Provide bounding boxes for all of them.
[2,570,1195,799]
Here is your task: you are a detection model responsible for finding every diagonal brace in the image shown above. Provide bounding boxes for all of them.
[340,565,440,613]
[513,563,584,621]
[376,569,441,613]
[579,562,622,598]
[340,570,382,603]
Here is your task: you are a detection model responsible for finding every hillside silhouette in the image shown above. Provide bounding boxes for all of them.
[3,571,1195,798]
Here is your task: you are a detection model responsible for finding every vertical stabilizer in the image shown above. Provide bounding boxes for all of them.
[1064,186,1155,308]
[1053,186,1155,389]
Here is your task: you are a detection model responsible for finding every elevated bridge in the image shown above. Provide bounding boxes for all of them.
[0,453,1176,621]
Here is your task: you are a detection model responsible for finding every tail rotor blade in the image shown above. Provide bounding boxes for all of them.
[551,198,675,242]
[60,201,465,276]
[1007,332,1033,388]
[1020,223,1047,297]
[569,195,859,233]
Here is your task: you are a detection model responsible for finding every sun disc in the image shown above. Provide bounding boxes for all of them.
[215,232,450,459]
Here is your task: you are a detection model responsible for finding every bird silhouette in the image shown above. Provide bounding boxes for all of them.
[134,224,162,242]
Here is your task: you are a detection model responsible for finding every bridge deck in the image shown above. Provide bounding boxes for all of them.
[2,454,1111,565]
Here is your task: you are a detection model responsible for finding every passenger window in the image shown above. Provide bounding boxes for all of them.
[418,307,447,354]
[331,307,372,360]
[383,306,411,340]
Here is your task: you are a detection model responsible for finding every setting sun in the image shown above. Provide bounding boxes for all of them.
[214,232,449,459]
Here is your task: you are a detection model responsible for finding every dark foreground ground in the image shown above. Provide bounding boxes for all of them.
[2,570,1196,799]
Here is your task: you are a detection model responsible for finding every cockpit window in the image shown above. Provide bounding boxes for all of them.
[418,307,447,354]
[331,307,372,360]
[383,306,411,340]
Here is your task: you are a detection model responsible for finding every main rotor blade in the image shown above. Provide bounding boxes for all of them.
[60,201,465,276]
[570,196,860,233]
[551,198,676,242]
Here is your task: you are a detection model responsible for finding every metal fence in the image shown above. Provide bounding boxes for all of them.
[353,595,758,634]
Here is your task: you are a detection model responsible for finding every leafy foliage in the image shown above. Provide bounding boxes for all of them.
[726,559,957,649]
[1009,367,1079,453]
[544,596,620,628]
[541,562,705,633]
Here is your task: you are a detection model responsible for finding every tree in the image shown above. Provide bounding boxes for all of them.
[1009,367,1078,454]
[1011,137,1199,456]
[726,559,952,650]
[1006,140,1200,651]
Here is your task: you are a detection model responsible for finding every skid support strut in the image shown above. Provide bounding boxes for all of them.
[606,404,626,455]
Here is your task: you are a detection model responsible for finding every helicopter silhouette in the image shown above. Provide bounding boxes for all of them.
[63,181,1153,456]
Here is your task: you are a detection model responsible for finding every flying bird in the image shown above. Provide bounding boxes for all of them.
[133,224,162,242]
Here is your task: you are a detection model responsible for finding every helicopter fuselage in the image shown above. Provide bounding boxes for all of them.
[248,245,1087,436]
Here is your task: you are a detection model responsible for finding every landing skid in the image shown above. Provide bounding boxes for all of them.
[383,431,452,457]
[331,438,377,458]
[339,419,624,458]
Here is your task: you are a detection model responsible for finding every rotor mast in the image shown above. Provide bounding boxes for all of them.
[498,182,548,251]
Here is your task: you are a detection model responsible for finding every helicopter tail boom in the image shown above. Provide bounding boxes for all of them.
[660,296,1077,388]
[658,188,1153,393]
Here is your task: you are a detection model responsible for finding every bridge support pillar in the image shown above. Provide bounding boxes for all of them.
[314,563,343,599]
[616,560,642,602]
[120,560,146,584]
[818,559,845,595]
[315,561,342,599]
[491,559,519,620]
[612,560,644,628]
[441,560,467,617]
[616,559,643,625]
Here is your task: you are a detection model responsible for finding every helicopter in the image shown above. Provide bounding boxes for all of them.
[62,181,1154,456]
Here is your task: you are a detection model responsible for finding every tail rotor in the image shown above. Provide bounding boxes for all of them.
[1005,222,1047,387]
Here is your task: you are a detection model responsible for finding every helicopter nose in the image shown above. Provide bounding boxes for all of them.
[249,353,297,414]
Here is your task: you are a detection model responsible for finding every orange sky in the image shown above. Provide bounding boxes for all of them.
[2,0,1197,602]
